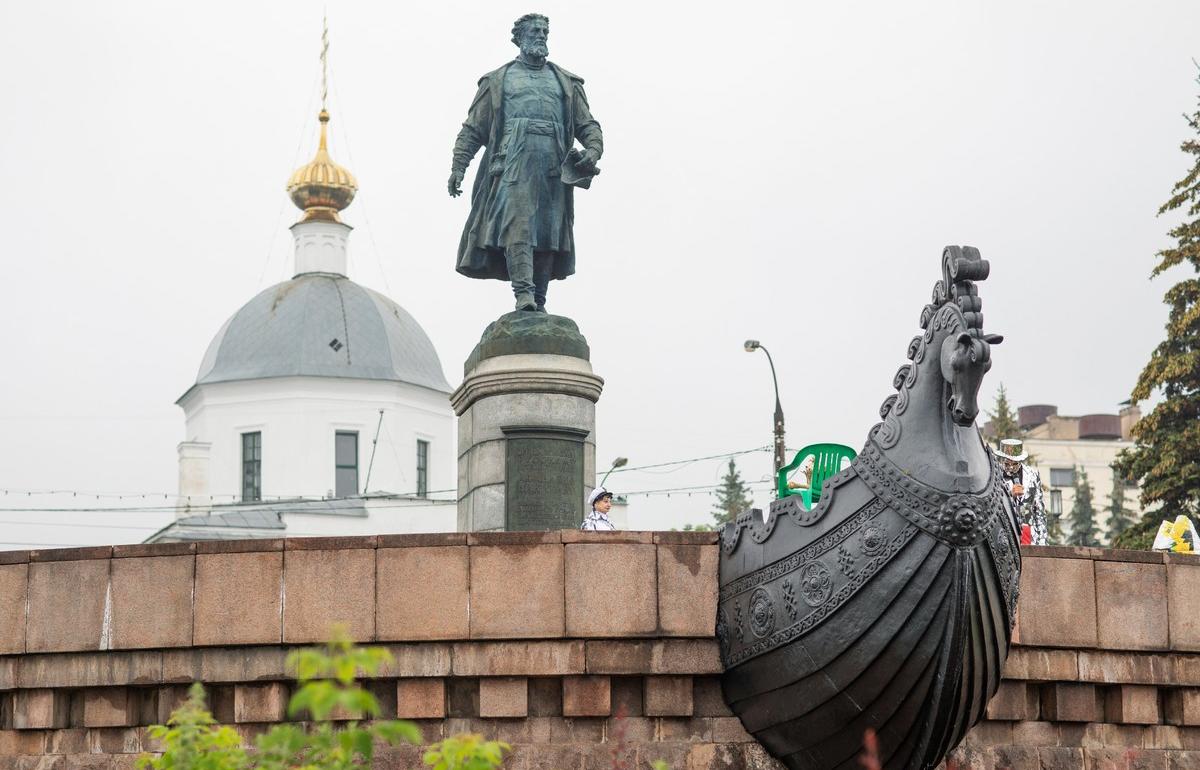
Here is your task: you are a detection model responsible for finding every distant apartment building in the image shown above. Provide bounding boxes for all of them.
[986,403,1143,542]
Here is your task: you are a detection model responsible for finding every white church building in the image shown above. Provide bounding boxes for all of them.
[147,107,457,542]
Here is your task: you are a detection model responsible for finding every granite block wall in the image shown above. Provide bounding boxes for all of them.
[1,537,1198,769]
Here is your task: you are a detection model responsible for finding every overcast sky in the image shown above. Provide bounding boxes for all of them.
[2,1,1198,549]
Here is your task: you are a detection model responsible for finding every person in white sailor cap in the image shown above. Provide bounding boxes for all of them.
[996,438,1048,545]
[581,486,616,531]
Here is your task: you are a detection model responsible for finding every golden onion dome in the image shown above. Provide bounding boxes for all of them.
[286,109,358,223]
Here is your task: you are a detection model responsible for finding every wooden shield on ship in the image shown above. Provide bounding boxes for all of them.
[718,247,1022,770]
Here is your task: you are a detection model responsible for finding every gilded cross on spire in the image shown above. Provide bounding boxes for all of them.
[320,12,329,111]
[285,13,357,224]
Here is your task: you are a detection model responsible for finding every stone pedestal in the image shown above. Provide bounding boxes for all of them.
[451,313,603,531]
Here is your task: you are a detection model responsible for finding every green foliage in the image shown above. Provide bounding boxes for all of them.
[985,383,1021,447]
[138,629,422,770]
[422,733,511,770]
[1067,467,1101,547]
[677,523,716,532]
[137,684,246,770]
[284,635,393,721]
[260,630,421,769]
[1114,66,1200,523]
[712,459,753,526]
[1106,470,1136,544]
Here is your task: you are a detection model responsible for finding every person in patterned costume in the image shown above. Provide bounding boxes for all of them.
[997,438,1048,545]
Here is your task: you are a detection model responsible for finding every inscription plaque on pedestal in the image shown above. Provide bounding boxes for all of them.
[502,425,587,530]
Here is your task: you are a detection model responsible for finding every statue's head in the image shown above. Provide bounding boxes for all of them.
[512,13,550,59]
[939,331,1003,427]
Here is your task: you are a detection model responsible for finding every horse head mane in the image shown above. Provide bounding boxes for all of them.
[874,246,992,448]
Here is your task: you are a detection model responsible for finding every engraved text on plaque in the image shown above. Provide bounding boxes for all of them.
[502,426,586,530]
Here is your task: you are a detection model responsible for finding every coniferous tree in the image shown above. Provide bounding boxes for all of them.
[1115,67,1200,547]
[985,383,1021,448]
[1067,467,1100,547]
[1106,469,1136,544]
[712,458,753,526]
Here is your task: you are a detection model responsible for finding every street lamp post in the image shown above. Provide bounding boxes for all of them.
[744,340,787,484]
[599,456,628,487]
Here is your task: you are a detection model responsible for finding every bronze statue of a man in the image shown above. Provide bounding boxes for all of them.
[448,13,604,313]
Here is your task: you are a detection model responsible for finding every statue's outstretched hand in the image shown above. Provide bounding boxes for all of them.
[575,149,598,172]
[448,171,464,198]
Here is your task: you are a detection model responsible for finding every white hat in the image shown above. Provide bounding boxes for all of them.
[997,438,1028,462]
[587,487,613,508]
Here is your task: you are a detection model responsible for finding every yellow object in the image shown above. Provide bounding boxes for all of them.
[286,110,358,223]
[1171,515,1195,552]
[1153,515,1198,552]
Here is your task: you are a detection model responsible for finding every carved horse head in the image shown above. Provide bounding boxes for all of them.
[940,331,1003,427]
[873,246,1005,490]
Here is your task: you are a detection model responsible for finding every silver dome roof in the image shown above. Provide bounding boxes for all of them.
[190,274,452,394]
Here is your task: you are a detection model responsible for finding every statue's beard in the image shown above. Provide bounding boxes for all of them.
[521,42,548,59]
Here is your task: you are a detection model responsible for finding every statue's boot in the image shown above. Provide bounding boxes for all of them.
[506,244,537,311]
[533,252,553,313]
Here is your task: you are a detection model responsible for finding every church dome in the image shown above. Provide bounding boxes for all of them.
[286,110,357,223]
[189,274,452,395]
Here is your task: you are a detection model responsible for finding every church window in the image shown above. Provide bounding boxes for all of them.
[241,432,262,502]
[416,439,429,497]
[335,431,359,497]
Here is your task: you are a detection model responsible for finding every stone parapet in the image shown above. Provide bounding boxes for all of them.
[0,532,719,655]
[2,539,1199,768]
[939,545,1200,769]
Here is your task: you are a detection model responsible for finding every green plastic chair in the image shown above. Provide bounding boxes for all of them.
[777,443,858,508]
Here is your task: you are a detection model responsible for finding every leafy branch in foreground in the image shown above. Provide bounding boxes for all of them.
[138,628,425,770]
[137,683,246,770]
[423,733,511,770]
[259,630,422,769]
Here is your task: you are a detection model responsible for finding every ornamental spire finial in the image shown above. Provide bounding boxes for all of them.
[320,12,329,112]
[284,15,357,224]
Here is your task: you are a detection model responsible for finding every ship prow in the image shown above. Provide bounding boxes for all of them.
[718,442,1020,769]
[717,246,1021,770]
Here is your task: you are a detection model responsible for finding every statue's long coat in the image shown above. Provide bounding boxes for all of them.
[452,61,603,281]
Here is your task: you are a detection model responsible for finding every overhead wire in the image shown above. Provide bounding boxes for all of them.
[0,479,764,513]
[0,445,775,503]
[326,62,394,295]
[602,446,770,476]
[379,420,411,490]
[617,480,773,497]
[0,520,158,531]
[0,476,768,545]
[1,489,230,499]
[0,495,457,514]
[257,69,322,291]
[0,487,456,501]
